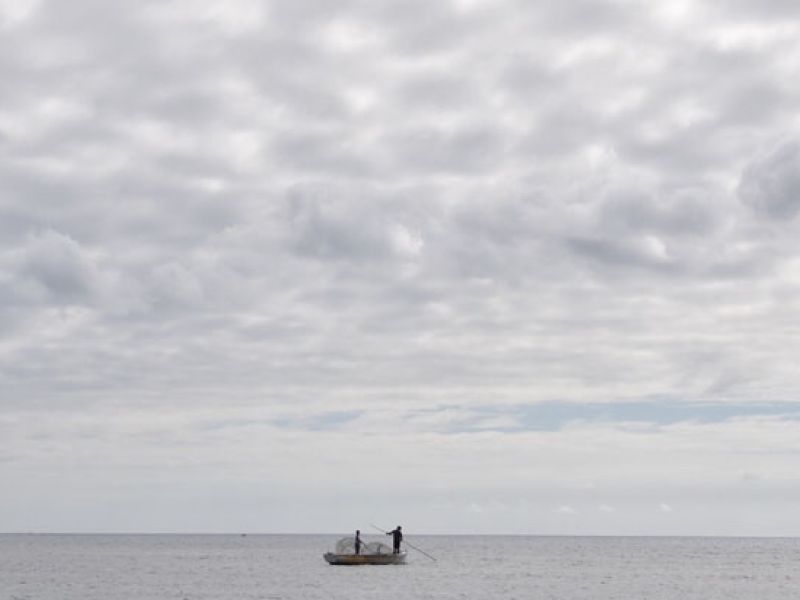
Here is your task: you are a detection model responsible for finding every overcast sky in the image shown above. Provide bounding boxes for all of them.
[2,0,800,536]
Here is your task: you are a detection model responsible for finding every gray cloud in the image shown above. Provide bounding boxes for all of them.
[739,142,800,219]
[3,230,99,306]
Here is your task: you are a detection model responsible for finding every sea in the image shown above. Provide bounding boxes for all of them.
[1,534,798,599]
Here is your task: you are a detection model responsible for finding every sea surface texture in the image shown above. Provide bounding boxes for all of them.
[1,534,798,599]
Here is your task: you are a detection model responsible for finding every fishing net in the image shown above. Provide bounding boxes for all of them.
[334,537,394,555]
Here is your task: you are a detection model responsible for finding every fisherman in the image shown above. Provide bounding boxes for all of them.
[354,530,362,555]
[386,525,402,554]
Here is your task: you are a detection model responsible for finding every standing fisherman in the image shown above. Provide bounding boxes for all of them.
[386,526,402,554]
[354,530,362,555]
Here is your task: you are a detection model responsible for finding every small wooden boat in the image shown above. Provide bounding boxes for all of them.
[323,551,407,565]
[323,537,407,565]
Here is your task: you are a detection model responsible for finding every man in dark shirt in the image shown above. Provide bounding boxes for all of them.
[354,530,362,555]
[386,526,402,554]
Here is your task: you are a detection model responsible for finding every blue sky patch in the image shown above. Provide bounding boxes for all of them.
[426,401,800,433]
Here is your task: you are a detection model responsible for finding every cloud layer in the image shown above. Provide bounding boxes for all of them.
[2,0,800,534]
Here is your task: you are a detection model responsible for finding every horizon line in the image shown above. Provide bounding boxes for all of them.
[3,531,799,539]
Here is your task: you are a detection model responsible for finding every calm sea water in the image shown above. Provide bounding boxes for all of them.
[1,534,798,599]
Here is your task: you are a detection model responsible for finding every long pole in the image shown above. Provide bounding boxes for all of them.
[369,523,437,562]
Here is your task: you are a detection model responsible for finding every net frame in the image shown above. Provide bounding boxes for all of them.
[334,537,393,555]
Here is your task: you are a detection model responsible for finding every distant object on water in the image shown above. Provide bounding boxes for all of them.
[323,537,407,565]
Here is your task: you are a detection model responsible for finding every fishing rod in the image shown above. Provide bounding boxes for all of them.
[370,523,437,562]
